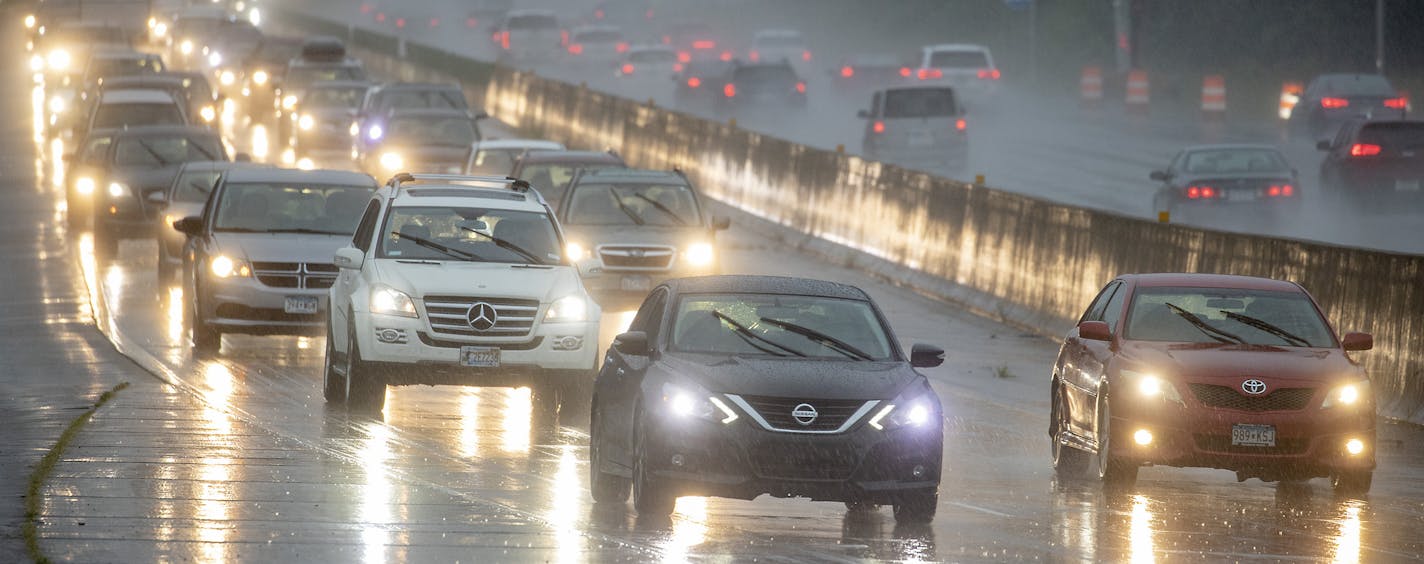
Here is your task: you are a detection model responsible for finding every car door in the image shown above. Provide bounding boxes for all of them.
[1061,280,1123,435]
[331,198,383,354]
[601,287,667,463]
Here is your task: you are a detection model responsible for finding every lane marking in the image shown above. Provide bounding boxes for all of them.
[949,501,1014,518]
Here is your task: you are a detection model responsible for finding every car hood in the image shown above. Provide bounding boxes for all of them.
[1120,341,1362,388]
[374,259,584,303]
[660,353,920,400]
[563,224,709,247]
[211,232,351,263]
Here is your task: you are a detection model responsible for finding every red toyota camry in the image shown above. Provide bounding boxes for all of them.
[1048,274,1376,494]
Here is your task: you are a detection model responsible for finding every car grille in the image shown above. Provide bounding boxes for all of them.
[746,440,859,481]
[1188,384,1315,412]
[423,295,540,337]
[251,262,339,290]
[1193,434,1310,455]
[737,395,872,432]
[598,245,675,270]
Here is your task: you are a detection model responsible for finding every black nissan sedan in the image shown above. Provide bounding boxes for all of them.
[589,275,946,522]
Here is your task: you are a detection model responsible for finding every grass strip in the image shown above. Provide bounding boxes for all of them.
[23,381,129,564]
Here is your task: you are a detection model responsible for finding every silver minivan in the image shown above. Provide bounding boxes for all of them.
[859,86,968,170]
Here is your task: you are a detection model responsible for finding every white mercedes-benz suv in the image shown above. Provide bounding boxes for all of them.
[325,173,602,412]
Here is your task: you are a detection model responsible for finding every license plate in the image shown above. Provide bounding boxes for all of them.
[1231,424,1276,447]
[1227,190,1258,202]
[620,275,652,292]
[459,346,500,368]
[283,296,319,314]
[908,132,934,147]
[1395,180,1421,192]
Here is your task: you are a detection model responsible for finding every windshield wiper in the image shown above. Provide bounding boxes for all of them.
[396,259,441,265]
[710,310,806,357]
[267,228,349,235]
[1164,302,1244,344]
[607,188,646,225]
[631,192,687,225]
[390,230,481,262]
[758,317,874,361]
[136,139,171,166]
[1220,311,1312,347]
[458,225,546,265]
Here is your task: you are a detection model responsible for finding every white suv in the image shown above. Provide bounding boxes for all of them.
[324,173,602,411]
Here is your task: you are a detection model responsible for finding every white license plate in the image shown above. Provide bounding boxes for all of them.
[459,346,500,368]
[1395,180,1421,192]
[620,275,652,292]
[1231,424,1276,447]
[1226,190,1258,202]
[283,296,319,314]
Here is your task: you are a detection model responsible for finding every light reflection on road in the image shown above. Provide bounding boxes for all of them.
[1128,494,1154,564]
[1333,500,1363,564]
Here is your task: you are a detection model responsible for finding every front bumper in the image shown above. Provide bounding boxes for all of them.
[643,413,942,503]
[583,265,717,303]
[354,312,599,385]
[201,275,328,335]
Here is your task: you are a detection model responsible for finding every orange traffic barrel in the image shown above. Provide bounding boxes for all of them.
[1279,81,1303,120]
[1202,75,1226,118]
[1080,66,1104,106]
[1125,69,1149,114]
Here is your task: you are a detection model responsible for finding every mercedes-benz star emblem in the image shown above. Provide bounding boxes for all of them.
[466,302,499,332]
[1241,379,1267,395]
[791,403,818,426]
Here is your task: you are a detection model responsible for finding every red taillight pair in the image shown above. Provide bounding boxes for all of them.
[692,40,716,50]
[723,83,736,97]
[1384,97,1409,109]
[916,68,942,80]
[976,68,1001,80]
[1321,97,1349,109]
[840,66,854,78]
[1265,184,1295,197]
[1186,185,1217,199]
[621,63,634,75]
[1350,143,1382,157]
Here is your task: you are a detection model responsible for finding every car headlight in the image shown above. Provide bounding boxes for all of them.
[1120,369,1184,405]
[662,382,738,424]
[207,51,223,67]
[369,285,417,317]
[153,22,168,38]
[282,95,298,110]
[348,121,360,137]
[219,70,236,86]
[1322,380,1370,409]
[868,390,938,431]
[544,295,587,323]
[24,14,36,29]
[378,151,403,171]
[47,49,70,71]
[684,242,714,267]
[367,124,384,140]
[76,177,95,195]
[298,114,315,130]
[249,7,262,26]
[252,69,269,85]
[210,255,251,278]
[29,54,44,72]
[565,241,589,261]
[107,182,130,198]
[48,95,66,114]
[180,39,194,55]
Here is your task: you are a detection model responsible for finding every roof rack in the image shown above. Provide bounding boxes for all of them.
[386,172,541,204]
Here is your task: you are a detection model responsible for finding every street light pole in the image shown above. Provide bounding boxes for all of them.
[1376,0,1385,74]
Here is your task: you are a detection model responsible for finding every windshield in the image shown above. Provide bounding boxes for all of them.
[566,183,698,226]
[508,15,558,30]
[929,50,989,68]
[93,103,185,129]
[1124,287,1335,347]
[172,170,222,203]
[883,89,958,118]
[1358,123,1424,150]
[306,87,367,109]
[214,182,374,234]
[376,89,468,112]
[90,57,164,80]
[629,50,676,63]
[519,161,623,203]
[1182,149,1289,174]
[469,148,524,175]
[670,294,893,360]
[378,206,561,264]
[387,116,477,147]
[113,135,221,167]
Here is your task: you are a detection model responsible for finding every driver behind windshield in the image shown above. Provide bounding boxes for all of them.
[565,183,697,226]
[214,183,373,234]
[378,206,561,265]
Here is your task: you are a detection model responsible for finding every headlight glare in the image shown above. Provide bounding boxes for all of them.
[47,49,70,70]
[662,383,736,423]
[252,70,269,85]
[76,177,95,195]
[107,182,129,198]
[369,285,417,317]
[378,151,403,171]
[870,392,938,431]
[368,124,384,140]
[544,295,587,323]
[298,114,315,130]
[282,95,298,110]
[29,54,44,71]
[565,241,589,261]
[685,242,714,267]
[1322,380,1370,409]
[200,105,217,122]
[210,255,251,278]
[219,70,235,86]
[1122,369,1184,405]
[180,39,194,55]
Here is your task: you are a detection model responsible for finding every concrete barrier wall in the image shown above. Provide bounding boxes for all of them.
[275,8,1424,424]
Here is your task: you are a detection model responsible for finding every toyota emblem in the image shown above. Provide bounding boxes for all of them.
[1241,379,1267,395]
[791,403,818,426]
[466,302,499,332]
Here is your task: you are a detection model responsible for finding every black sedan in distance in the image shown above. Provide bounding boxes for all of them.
[589,275,946,522]
[1151,144,1301,223]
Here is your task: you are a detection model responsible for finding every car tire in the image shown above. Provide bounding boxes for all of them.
[1051,386,1088,478]
[589,407,632,504]
[322,323,346,403]
[344,323,386,412]
[189,285,221,354]
[892,489,937,523]
[1331,470,1372,497]
[1093,390,1138,489]
[632,415,676,517]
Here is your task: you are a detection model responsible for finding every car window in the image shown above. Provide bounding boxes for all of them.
[172,169,222,203]
[1123,287,1335,347]
[213,182,374,234]
[353,200,382,251]
[1320,75,1394,96]
[93,102,186,129]
[882,89,957,118]
[1101,284,1127,332]
[733,65,797,84]
[669,293,893,360]
[629,289,668,339]
[113,135,221,167]
[928,50,989,68]
[1182,149,1289,174]
[80,136,113,164]
[519,162,623,203]
[1080,282,1119,324]
[755,35,804,49]
[379,90,467,112]
[1357,123,1424,150]
[388,116,477,147]
[565,183,698,227]
[470,148,521,175]
[306,87,368,109]
[377,206,561,265]
[287,66,365,87]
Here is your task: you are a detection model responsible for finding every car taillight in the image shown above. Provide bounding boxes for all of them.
[662,35,671,45]
[1321,97,1349,109]
[1384,97,1408,109]
[687,76,701,88]
[646,9,654,19]
[677,51,691,63]
[360,3,372,14]
[749,50,759,62]
[796,81,806,94]
[802,50,811,61]
[899,67,911,77]
[568,43,583,55]
[622,63,634,75]
[719,51,733,62]
[724,83,736,97]
[955,118,967,131]
[1186,185,1216,199]
[616,42,629,53]
[840,66,854,78]
[1350,143,1382,157]
[977,69,1001,80]
[1266,184,1295,197]
[375,12,386,23]
[395,17,406,29]
[673,63,683,72]
[561,30,569,46]
[692,40,715,50]
[917,68,942,80]
[873,120,885,134]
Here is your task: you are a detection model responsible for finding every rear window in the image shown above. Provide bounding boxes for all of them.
[1181,149,1289,174]
[929,50,989,69]
[1320,75,1394,96]
[883,89,958,118]
[1358,123,1424,149]
[508,15,557,30]
[629,50,676,64]
[575,30,623,43]
[733,65,796,84]
[377,89,467,112]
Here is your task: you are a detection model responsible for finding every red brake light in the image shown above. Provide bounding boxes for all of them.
[992,69,1001,79]
[749,50,759,62]
[899,67,911,77]
[360,3,373,14]
[375,12,386,23]
[1350,143,1382,157]
[673,63,683,72]
[1282,184,1294,196]
[1321,97,1349,109]
[621,63,635,75]
[840,66,854,78]
[568,44,583,55]
[677,51,691,63]
[724,83,736,98]
[1267,185,1282,197]
[1187,185,1216,199]
[616,42,629,53]
[561,30,569,46]
[501,32,510,50]
[395,17,406,29]
[1384,97,1408,109]
[796,81,806,94]
[976,69,1001,80]
[873,120,885,134]
[687,77,701,88]
[1187,186,1201,199]
[692,40,715,50]
[662,35,671,45]
[719,50,733,62]
[802,50,811,61]
[1201,187,1216,198]
[955,118,967,131]
[917,68,942,80]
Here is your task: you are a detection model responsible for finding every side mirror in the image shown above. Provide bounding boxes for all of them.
[234,152,253,162]
[1316,140,1332,151]
[856,109,869,118]
[173,216,204,236]
[1078,320,1112,342]
[333,247,365,270]
[1342,332,1373,351]
[612,331,649,356]
[1148,170,1170,182]
[910,343,944,368]
[710,215,730,230]
[575,256,602,279]
[145,191,169,208]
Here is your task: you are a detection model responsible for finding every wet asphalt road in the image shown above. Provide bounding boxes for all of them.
[8,5,1424,564]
